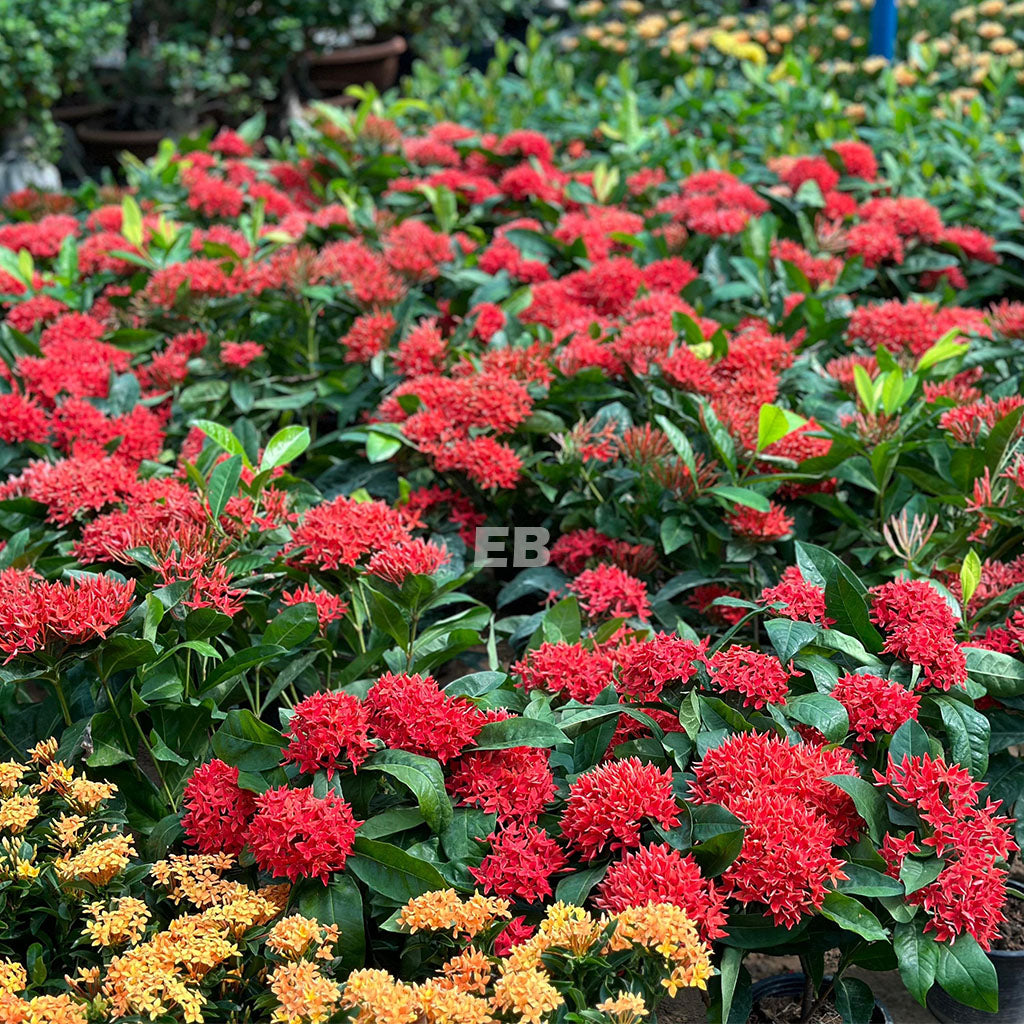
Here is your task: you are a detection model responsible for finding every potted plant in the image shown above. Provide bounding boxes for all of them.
[927,881,1024,1024]
[294,0,409,100]
[0,0,129,194]
[76,0,273,166]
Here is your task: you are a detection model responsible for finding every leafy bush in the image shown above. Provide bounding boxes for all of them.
[0,0,130,160]
[0,96,1021,1021]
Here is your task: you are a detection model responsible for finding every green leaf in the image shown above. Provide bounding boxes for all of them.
[757,403,807,452]
[916,331,968,372]
[838,863,903,898]
[795,542,883,651]
[121,195,144,248]
[192,420,252,468]
[935,697,989,778]
[900,856,943,895]
[293,876,364,971]
[541,597,581,643]
[358,808,426,840]
[473,717,568,750]
[97,636,157,680]
[786,693,849,743]
[555,864,608,905]
[655,413,699,486]
[720,914,809,949]
[935,933,998,1013]
[348,837,448,903]
[764,618,818,662]
[260,425,311,472]
[960,550,982,608]
[362,750,453,833]
[889,719,931,765]
[965,647,1024,698]
[894,920,939,1007]
[263,603,319,650]
[200,646,285,692]
[207,455,242,520]
[718,945,744,1024]
[440,808,494,863]
[661,515,691,554]
[691,828,744,875]
[819,891,888,942]
[827,774,887,842]
[211,709,285,772]
[710,485,770,512]
[692,802,744,841]
[366,430,402,463]
[835,977,876,1024]
[366,590,409,647]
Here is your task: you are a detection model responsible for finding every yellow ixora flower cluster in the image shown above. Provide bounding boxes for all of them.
[569,0,1024,91]
[0,738,130,887]
[65,855,292,1024]
[357,891,714,1024]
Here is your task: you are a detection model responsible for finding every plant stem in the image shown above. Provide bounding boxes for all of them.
[52,675,73,727]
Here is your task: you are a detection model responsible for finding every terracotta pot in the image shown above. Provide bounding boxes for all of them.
[306,36,407,97]
[750,974,893,1024]
[75,121,169,166]
[53,99,113,127]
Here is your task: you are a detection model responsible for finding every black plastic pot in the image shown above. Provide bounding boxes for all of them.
[926,951,1024,1024]
[750,973,893,1024]
[927,881,1024,1024]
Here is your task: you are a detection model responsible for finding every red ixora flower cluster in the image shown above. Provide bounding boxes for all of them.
[246,786,360,884]
[0,567,135,661]
[760,566,834,627]
[561,756,681,858]
[282,691,375,777]
[703,645,792,709]
[830,672,920,745]
[470,823,567,901]
[568,563,651,621]
[512,641,615,704]
[614,632,704,702]
[283,495,413,571]
[181,761,360,883]
[365,671,484,763]
[180,758,257,855]
[877,753,1017,949]
[691,731,861,927]
[595,842,728,943]
[446,715,557,825]
[727,500,795,543]
[870,578,967,690]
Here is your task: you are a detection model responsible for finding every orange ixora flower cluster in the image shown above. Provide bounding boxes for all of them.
[0,737,130,888]
[336,890,714,1024]
[81,855,289,1022]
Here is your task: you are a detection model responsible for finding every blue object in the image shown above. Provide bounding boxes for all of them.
[869,0,898,60]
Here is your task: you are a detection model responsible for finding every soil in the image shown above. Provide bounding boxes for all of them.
[994,889,1024,951]
[658,953,941,1024]
[748,995,841,1024]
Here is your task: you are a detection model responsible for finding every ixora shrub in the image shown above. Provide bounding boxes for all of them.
[0,105,1022,1021]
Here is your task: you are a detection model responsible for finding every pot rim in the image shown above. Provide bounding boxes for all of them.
[75,122,171,144]
[306,35,407,64]
[750,972,892,1023]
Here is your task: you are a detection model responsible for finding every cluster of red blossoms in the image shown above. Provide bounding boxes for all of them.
[0,567,135,660]
[878,753,1017,949]
[691,732,861,928]
[181,758,358,883]
[870,579,968,690]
